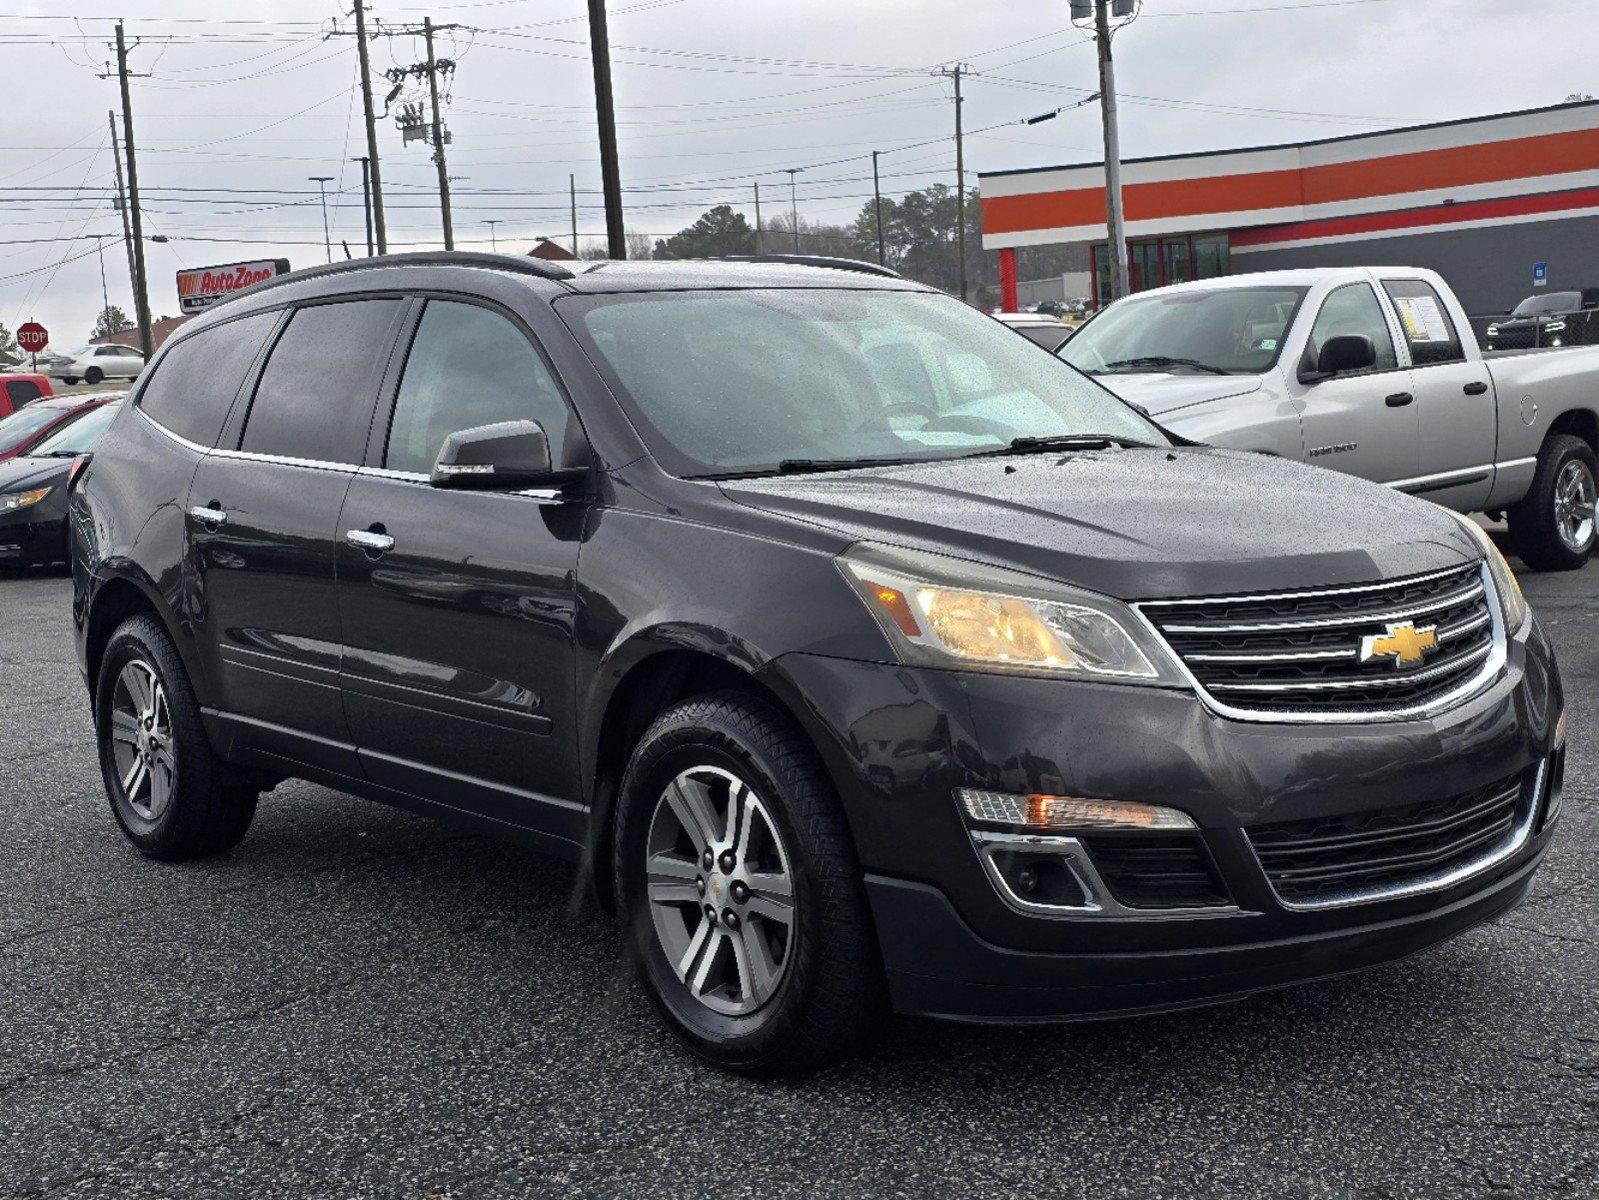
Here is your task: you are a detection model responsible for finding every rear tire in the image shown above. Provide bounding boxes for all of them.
[614,689,884,1076]
[61,376,78,386]
[84,367,104,385]
[1507,434,1597,571]
[95,613,259,860]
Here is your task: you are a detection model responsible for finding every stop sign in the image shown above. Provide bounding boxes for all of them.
[16,322,47,353]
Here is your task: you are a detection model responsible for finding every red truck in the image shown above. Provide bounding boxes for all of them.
[0,373,53,419]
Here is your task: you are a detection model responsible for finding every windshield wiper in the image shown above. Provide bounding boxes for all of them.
[970,433,1159,458]
[705,455,920,479]
[1102,355,1232,376]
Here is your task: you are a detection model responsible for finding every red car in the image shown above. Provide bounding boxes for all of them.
[0,373,53,419]
[0,392,123,463]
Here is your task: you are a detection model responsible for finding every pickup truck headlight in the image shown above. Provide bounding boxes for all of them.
[838,542,1185,684]
[1449,513,1528,631]
[0,486,51,513]
[1543,320,1566,334]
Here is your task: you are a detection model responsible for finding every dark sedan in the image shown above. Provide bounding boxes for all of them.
[0,399,122,569]
[0,392,122,464]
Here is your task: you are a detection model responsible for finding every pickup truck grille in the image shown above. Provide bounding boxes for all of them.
[1138,562,1498,719]
[1245,766,1535,907]
[1488,326,1536,350]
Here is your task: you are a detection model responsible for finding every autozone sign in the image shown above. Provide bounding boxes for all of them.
[176,259,291,314]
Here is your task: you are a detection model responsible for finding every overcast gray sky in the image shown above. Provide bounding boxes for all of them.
[2,0,1594,346]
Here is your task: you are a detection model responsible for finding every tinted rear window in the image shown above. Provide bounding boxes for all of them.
[139,311,279,448]
[5,379,42,406]
[238,299,403,464]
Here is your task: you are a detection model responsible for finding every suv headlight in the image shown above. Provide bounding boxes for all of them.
[0,486,51,513]
[1485,323,1499,337]
[837,542,1185,684]
[1543,320,1567,334]
[1449,513,1528,631]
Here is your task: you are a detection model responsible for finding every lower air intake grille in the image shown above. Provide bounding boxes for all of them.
[1246,768,1533,907]
[1081,833,1230,910]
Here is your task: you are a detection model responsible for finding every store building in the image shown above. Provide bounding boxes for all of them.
[980,99,1599,320]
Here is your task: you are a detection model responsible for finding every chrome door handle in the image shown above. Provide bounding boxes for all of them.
[189,505,227,528]
[345,529,395,553]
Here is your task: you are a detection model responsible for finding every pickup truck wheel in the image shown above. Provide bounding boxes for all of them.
[1508,434,1597,571]
[613,689,884,1076]
[96,613,260,860]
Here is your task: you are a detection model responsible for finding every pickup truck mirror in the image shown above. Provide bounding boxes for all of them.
[429,419,587,491]
[1300,334,1377,384]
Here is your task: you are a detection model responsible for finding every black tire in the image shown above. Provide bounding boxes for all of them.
[61,376,78,386]
[95,613,259,860]
[84,366,104,385]
[614,689,885,1076]
[1507,434,1598,572]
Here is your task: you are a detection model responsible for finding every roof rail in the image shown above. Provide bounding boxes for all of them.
[712,254,901,279]
[223,250,575,305]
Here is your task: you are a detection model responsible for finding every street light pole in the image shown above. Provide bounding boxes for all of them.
[784,168,802,252]
[309,176,334,264]
[94,235,110,325]
[1091,0,1131,301]
[872,150,886,266]
[353,156,373,256]
[486,219,500,251]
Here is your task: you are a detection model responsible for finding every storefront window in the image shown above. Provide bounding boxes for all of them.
[1089,233,1230,309]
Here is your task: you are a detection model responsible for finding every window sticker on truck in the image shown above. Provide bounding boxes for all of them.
[1394,294,1451,343]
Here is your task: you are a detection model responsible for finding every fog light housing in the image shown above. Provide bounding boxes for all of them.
[958,788,1196,831]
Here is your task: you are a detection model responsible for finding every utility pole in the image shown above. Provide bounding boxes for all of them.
[351,0,387,253]
[485,219,500,251]
[871,150,886,266]
[569,174,579,255]
[934,63,970,303]
[587,0,626,258]
[353,157,373,255]
[111,24,152,359]
[753,181,763,254]
[423,18,455,250]
[1091,0,1131,301]
[107,111,137,318]
[94,235,110,325]
[783,168,802,252]
[309,176,334,263]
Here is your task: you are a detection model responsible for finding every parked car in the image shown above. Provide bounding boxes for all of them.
[1061,267,1599,570]
[0,392,122,463]
[39,343,146,386]
[993,310,1073,351]
[73,252,1563,1075]
[0,398,121,569]
[0,373,52,418]
[1483,288,1599,351]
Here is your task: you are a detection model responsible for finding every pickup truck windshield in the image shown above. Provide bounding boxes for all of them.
[1510,292,1581,317]
[1062,286,1309,376]
[562,288,1165,477]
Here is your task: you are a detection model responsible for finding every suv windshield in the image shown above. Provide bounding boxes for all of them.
[561,288,1164,477]
[1062,285,1309,376]
[1510,292,1580,317]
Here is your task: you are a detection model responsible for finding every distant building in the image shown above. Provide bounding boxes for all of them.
[529,238,579,262]
[91,314,191,352]
[980,99,1599,317]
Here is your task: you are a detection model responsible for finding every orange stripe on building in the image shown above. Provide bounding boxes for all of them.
[980,126,1599,235]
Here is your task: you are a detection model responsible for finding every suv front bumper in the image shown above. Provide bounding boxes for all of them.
[761,613,1562,1021]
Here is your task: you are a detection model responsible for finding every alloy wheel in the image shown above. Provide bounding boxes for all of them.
[1553,459,1597,553]
[108,659,177,821]
[644,765,795,1017]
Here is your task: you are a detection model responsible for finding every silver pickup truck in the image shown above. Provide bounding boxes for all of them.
[1061,267,1599,570]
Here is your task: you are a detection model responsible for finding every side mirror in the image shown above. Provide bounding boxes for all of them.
[429,419,586,490]
[1299,333,1376,384]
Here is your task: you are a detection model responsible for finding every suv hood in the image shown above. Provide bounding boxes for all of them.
[720,446,1478,601]
[1091,373,1263,417]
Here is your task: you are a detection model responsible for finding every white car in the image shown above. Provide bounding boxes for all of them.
[40,343,146,386]
[992,311,1074,352]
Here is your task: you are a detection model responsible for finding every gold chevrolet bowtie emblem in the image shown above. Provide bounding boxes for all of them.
[1360,621,1439,669]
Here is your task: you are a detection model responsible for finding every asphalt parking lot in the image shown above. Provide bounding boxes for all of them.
[1,546,1594,1200]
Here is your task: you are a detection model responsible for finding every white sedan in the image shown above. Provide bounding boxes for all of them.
[40,343,146,386]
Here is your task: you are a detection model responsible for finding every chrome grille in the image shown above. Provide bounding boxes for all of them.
[1138,562,1499,720]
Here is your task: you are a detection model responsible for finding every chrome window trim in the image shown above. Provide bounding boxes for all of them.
[138,406,359,472]
[354,464,567,503]
[1254,762,1544,911]
[1132,562,1507,725]
[968,830,1242,920]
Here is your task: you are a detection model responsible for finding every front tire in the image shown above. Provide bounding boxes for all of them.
[614,690,884,1076]
[95,613,259,860]
[1507,434,1597,571]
